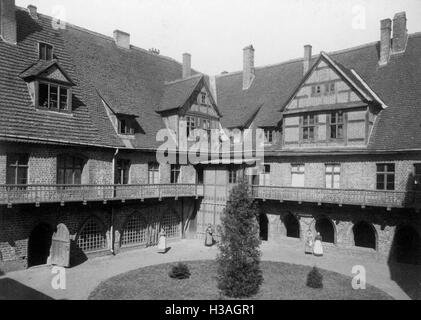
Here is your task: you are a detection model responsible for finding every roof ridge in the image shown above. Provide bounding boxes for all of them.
[164,74,203,85]
[217,31,421,78]
[16,6,184,67]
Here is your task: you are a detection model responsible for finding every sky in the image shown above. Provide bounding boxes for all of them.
[15,0,421,75]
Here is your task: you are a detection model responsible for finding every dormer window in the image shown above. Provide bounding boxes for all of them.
[39,43,53,61]
[201,93,207,105]
[37,81,71,112]
[118,117,135,136]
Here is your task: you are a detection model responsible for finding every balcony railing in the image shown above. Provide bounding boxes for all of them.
[0,184,204,206]
[251,186,421,209]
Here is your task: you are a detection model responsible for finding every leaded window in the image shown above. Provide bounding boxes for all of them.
[148,162,160,185]
[186,116,197,138]
[302,114,316,142]
[330,111,344,140]
[171,165,181,184]
[326,164,341,189]
[6,154,29,186]
[376,164,395,191]
[57,155,83,185]
[264,129,273,144]
[228,166,238,184]
[325,82,336,95]
[39,42,53,61]
[115,159,130,185]
[291,164,305,187]
[118,118,135,136]
[38,82,70,112]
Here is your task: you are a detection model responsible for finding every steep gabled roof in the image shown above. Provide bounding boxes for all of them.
[216,33,421,151]
[0,9,119,148]
[61,20,186,149]
[158,74,204,113]
[3,6,421,153]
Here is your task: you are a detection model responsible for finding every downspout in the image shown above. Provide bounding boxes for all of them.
[110,148,120,255]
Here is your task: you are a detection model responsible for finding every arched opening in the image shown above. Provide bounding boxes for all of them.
[121,213,148,247]
[284,214,300,239]
[259,214,269,241]
[315,218,335,244]
[77,217,107,253]
[161,211,181,240]
[28,223,54,268]
[393,226,421,265]
[353,222,377,250]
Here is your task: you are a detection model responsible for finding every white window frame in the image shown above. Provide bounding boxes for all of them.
[325,164,341,189]
[291,164,305,188]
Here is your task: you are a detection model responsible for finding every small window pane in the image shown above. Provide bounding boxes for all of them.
[39,83,49,108]
[39,43,53,61]
[65,170,73,185]
[59,88,68,110]
[49,85,58,110]
[57,169,65,185]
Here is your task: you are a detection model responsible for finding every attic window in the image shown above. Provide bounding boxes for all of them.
[325,82,336,95]
[201,93,207,105]
[39,43,54,61]
[264,129,274,144]
[37,81,71,112]
[311,85,322,97]
[118,117,135,136]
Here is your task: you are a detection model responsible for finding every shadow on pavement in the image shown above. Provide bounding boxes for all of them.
[388,261,421,300]
[0,278,54,300]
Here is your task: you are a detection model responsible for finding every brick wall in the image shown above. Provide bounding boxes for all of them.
[0,198,198,273]
[266,154,421,191]
[0,142,114,185]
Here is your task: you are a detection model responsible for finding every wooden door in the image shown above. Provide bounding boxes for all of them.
[50,223,70,268]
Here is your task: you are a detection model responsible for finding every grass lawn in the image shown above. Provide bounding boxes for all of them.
[88,261,393,300]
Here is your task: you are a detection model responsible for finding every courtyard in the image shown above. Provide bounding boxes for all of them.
[0,239,419,300]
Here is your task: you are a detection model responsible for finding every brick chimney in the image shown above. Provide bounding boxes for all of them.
[379,18,392,65]
[0,0,17,45]
[243,45,255,90]
[182,53,191,79]
[27,4,38,20]
[303,45,312,75]
[113,30,130,49]
[392,12,408,54]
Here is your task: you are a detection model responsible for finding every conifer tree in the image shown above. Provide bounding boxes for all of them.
[216,179,263,298]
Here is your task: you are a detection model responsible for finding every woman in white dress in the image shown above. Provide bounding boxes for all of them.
[205,225,214,247]
[313,232,324,257]
[158,228,167,254]
[305,230,314,255]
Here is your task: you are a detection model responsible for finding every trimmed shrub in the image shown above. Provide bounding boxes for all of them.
[306,266,324,289]
[169,263,191,280]
[217,179,263,298]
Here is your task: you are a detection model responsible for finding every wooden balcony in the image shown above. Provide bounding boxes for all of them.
[0,184,204,207]
[251,186,421,209]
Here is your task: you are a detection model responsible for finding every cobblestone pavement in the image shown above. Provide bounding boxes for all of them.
[0,239,418,300]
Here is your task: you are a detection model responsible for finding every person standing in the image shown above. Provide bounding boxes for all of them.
[205,225,215,247]
[158,228,167,254]
[313,232,324,257]
[305,229,314,254]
